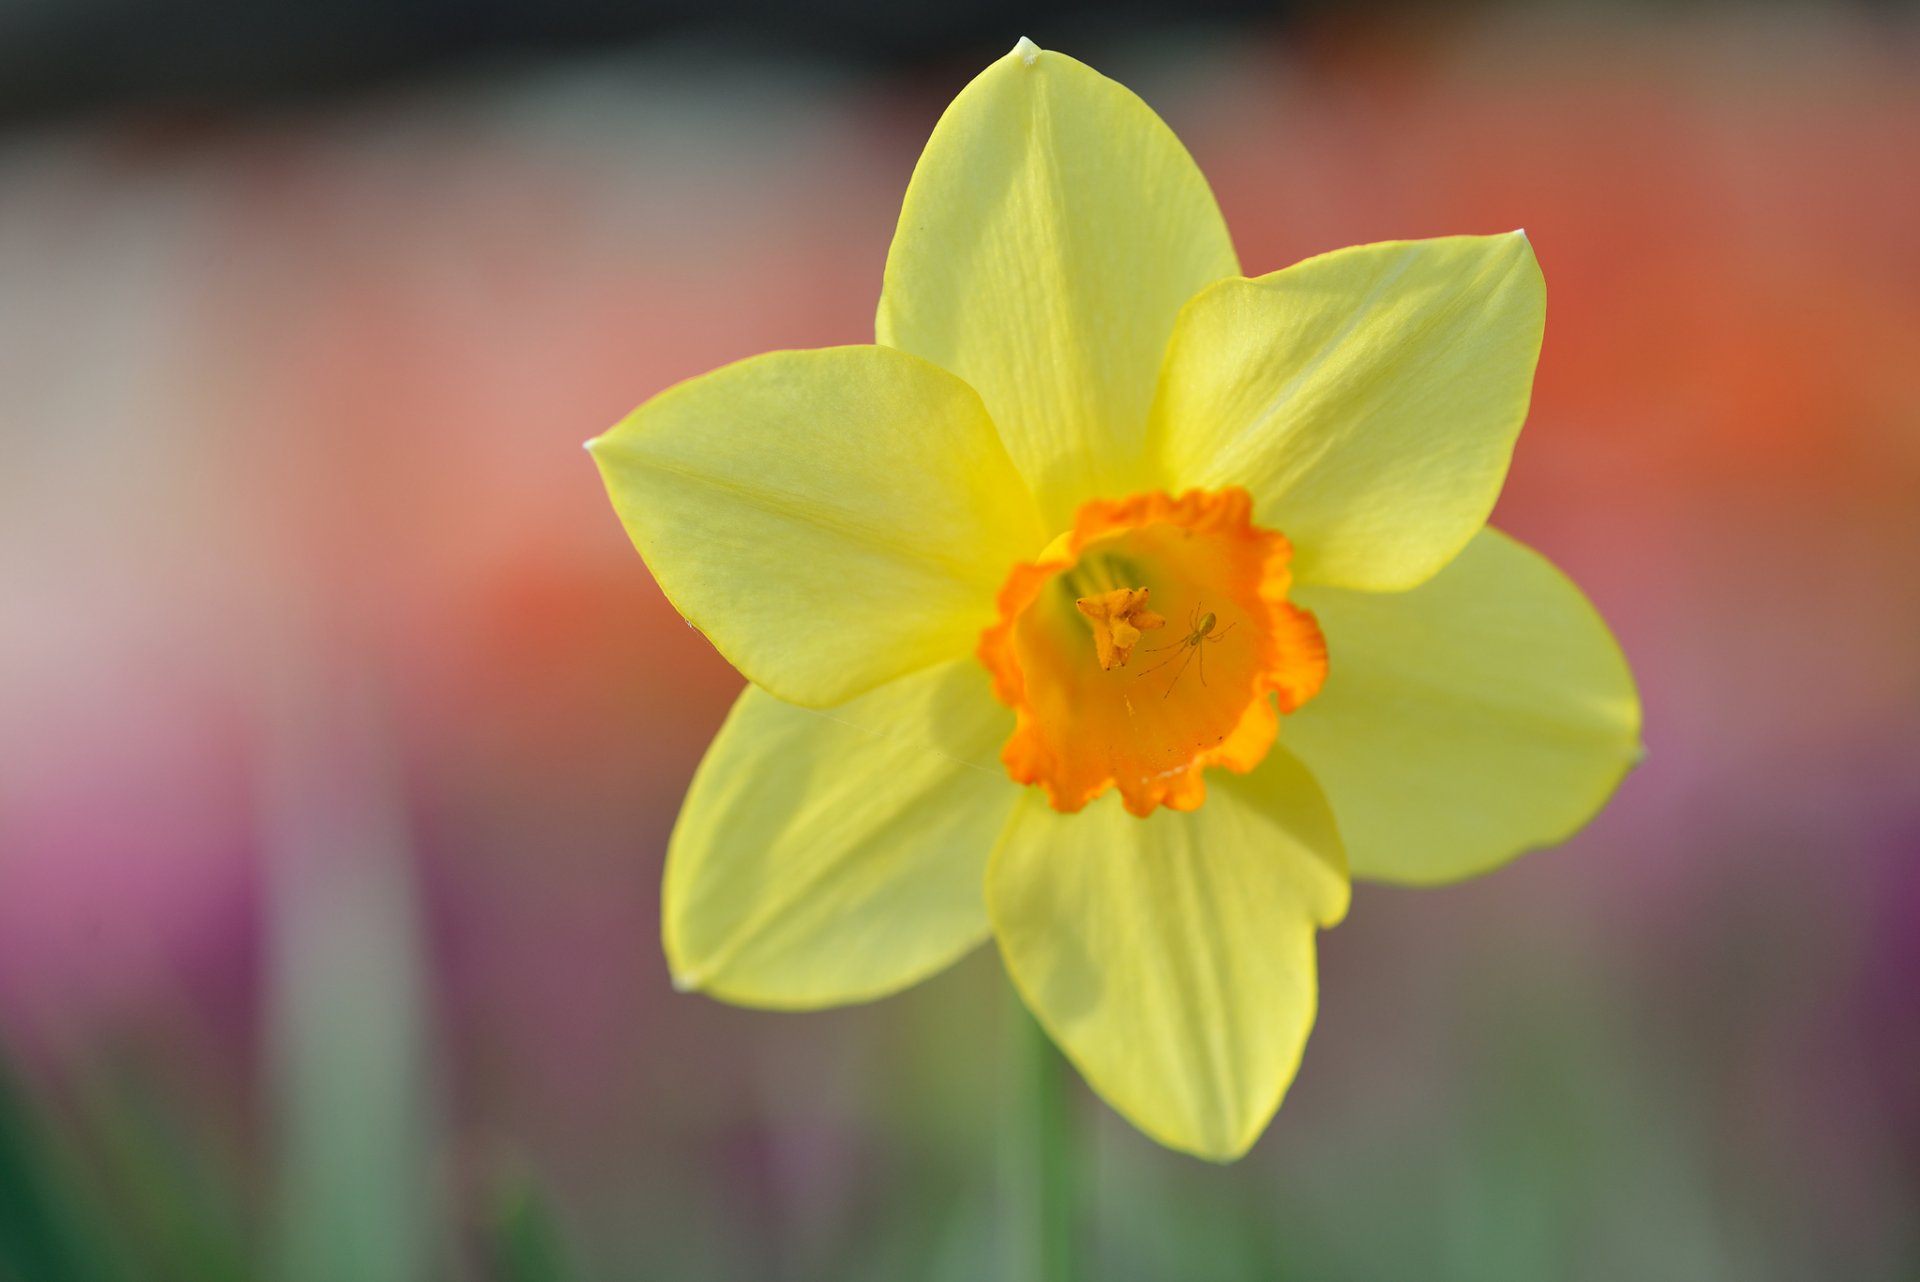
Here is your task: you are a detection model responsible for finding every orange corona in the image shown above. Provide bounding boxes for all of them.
[979,488,1328,817]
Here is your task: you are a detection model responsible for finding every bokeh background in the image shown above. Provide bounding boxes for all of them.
[3,1,1918,1278]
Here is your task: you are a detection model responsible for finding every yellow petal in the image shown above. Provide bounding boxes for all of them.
[876,38,1239,525]
[590,346,1046,708]
[1150,233,1546,591]
[1285,528,1642,886]
[666,659,1018,1007]
[988,747,1347,1161]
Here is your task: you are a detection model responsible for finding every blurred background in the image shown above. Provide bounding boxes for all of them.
[2,1,1917,1278]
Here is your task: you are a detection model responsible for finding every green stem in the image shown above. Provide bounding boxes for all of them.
[1009,986,1078,1282]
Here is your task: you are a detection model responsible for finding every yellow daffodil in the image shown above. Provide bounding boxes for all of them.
[588,37,1641,1161]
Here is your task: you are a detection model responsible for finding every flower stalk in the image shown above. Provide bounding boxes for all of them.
[1009,986,1079,1282]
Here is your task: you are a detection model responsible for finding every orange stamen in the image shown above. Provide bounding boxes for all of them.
[979,488,1327,817]
[1073,586,1166,670]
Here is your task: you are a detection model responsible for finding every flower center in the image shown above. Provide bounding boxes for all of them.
[979,488,1327,817]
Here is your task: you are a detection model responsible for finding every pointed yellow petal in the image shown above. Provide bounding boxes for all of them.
[988,747,1347,1161]
[590,346,1046,708]
[666,660,1018,1007]
[1286,529,1642,885]
[876,39,1239,524]
[1150,233,1545,591]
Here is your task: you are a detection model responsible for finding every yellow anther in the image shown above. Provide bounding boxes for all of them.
[1074,587,1167,671]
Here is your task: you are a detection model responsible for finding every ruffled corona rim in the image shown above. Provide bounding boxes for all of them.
[979,487,1328,816]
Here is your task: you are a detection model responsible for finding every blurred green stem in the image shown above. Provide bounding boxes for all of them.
[1010,986,1078,1282]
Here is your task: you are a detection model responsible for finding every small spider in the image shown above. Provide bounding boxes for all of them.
[1135,603,1236,697]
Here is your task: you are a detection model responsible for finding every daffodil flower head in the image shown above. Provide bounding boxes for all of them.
[588,37,1642,1161]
